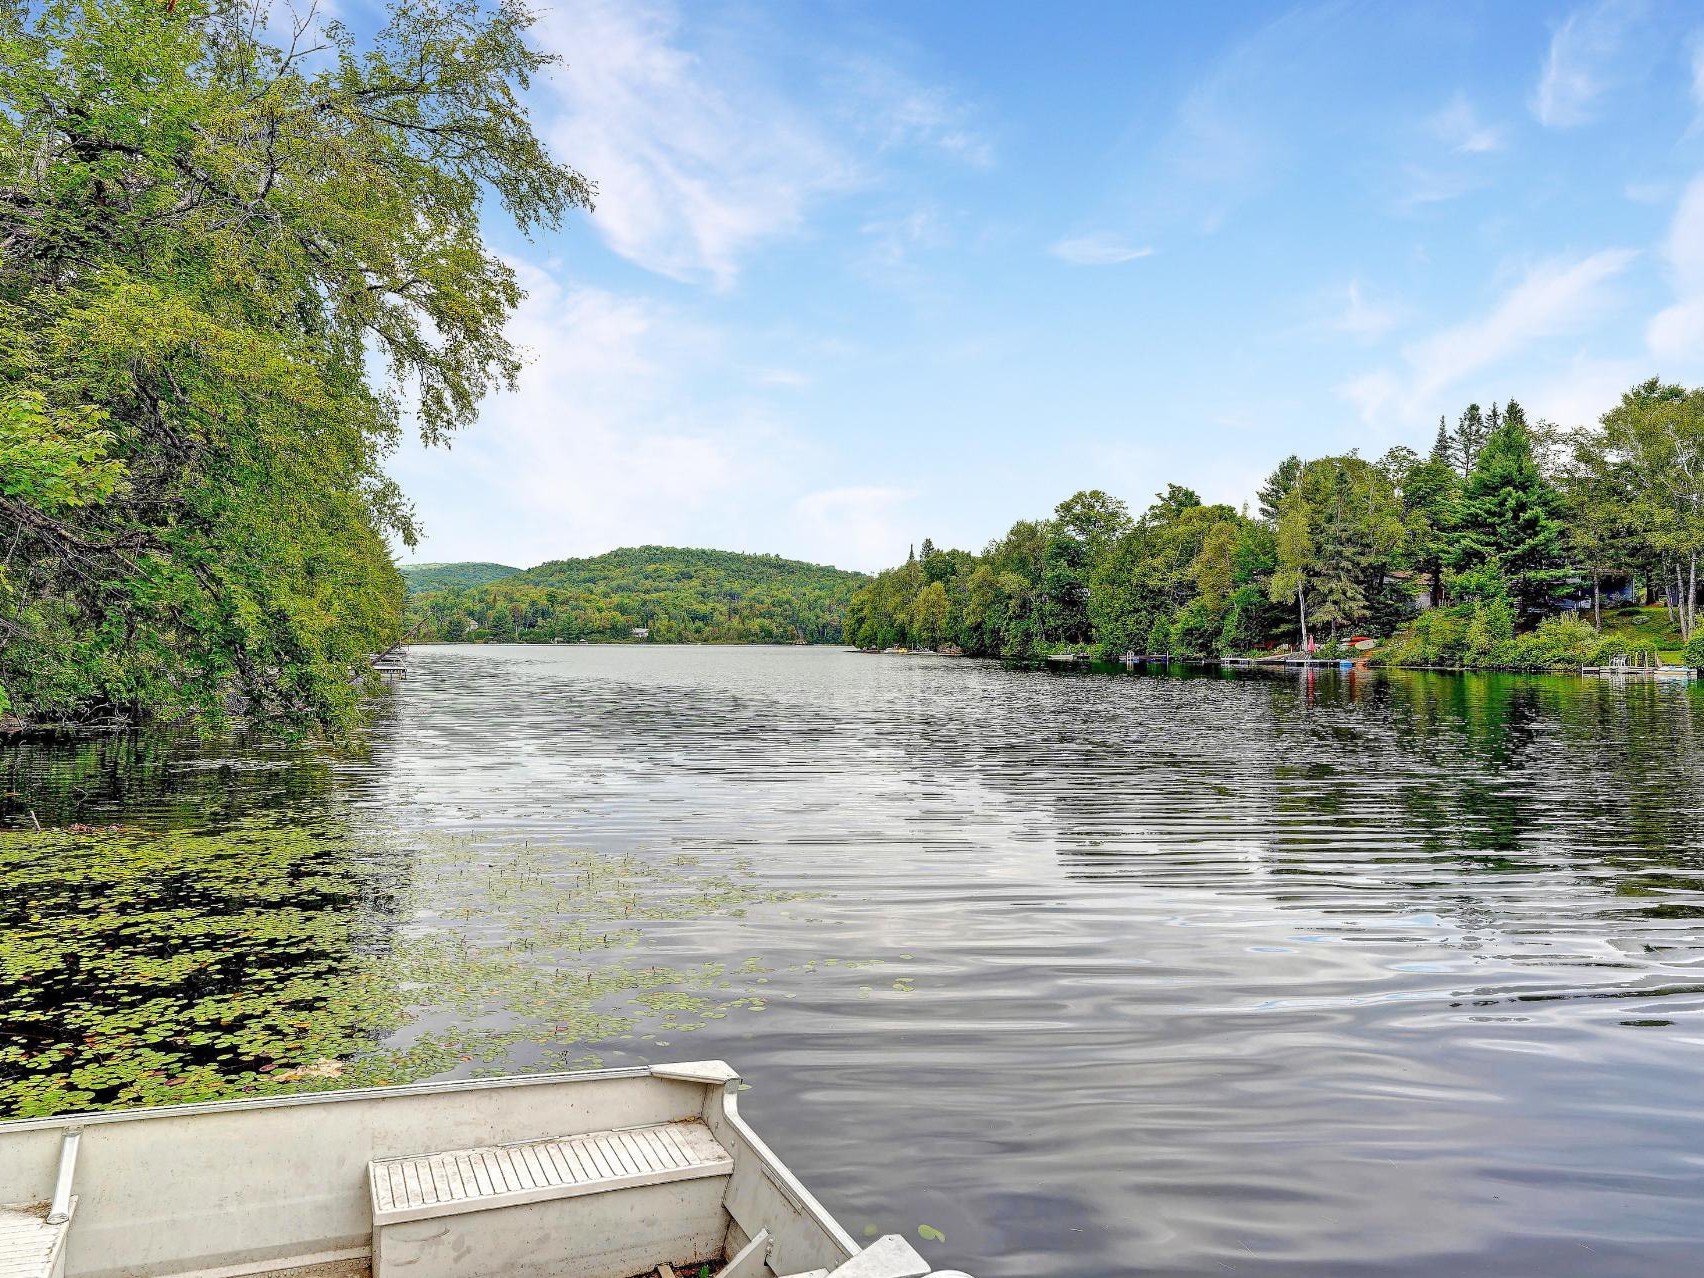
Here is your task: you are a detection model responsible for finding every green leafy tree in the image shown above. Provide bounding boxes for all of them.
[1053,490,1132,559]
[0,0,590,731]
[1575,379,1704,643]
[909,580,951,649]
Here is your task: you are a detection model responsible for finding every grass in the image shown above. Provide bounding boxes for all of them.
[1593,604,1687,664]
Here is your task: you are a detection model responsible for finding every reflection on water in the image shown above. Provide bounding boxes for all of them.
[4,647,1704,1277]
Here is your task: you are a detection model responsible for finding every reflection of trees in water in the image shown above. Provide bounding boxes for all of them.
[0,727,375,828]
[918,667,1704,921]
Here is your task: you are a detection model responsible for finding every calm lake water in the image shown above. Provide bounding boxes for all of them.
[6,646,1704,1277]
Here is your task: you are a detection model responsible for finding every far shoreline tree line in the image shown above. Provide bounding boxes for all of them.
[846,380,1704,672]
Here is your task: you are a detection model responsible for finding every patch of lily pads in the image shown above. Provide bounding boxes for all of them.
[0,820,834,1119]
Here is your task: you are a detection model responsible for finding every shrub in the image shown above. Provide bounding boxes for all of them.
[1686,632,1704,670]
[1171,601,1220,656]
[1147,616,1172,656]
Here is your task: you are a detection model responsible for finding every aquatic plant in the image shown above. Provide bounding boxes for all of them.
[0,820,816,1118]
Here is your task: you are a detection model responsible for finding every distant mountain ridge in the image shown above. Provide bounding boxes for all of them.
[405,545,867,645]
[400,561,521,593]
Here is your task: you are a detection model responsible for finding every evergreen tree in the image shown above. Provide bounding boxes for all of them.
[1447,412,1568,616]
[1308,466,1373,640]
[1455,403,1487,477]
[1400,428,1461,608]
[1258,455,1303,524]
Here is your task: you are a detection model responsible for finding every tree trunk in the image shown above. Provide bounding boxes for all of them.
[1592,569,1601,631]
[1296,586,1310,651]
[1688,554,1698,642]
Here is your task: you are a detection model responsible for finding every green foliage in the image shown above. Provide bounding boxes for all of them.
[0,821,814,1118]
[409,547,865,645]
[400,562,522,594]
[1447,403,1569,617]
[0,0,589,732]
[1686,632,1704,669]
[1375,609,1635,671]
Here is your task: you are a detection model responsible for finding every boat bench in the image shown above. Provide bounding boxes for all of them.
[0,1203,75,1278]
[369,1120,734,1278]
[1,1130,79,1278]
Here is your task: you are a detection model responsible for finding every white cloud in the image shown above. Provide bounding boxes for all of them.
[790,487,916,571]
[530,1,988,289]
[1689,31,1704,120]
[1531,1,1637,128]
[1047,233,1154,266]
[1647,173,1704,360]
[861,206,951,268]
[1393,164,1483,211]
[1334,281,1400,340]
[1340,249,1637,423]
[751,368,811,389]
[834,56,993,168]
[534,0,853,287]
[1427,94,1504,154]
[390,265,810,566]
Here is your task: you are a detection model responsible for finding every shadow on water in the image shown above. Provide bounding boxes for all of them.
[5,648,1704,1277]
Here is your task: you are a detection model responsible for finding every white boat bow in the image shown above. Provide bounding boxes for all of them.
[0,1061,973,1278]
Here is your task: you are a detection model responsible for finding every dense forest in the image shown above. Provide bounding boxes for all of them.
[406,547,867,645]
[0,0,587,733]
[401,563,521,594]
[849,381,1704,672]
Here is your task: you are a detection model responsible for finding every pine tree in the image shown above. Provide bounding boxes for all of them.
[1258,455,1303,524]
[1403,429,1460,608]
[1309,466,1372,640]
[1447,411,1568,616]
[1454,404,1487,477]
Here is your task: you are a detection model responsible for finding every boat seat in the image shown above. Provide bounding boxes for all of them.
[0,1202,75,1278]
[368,1119,733,1226]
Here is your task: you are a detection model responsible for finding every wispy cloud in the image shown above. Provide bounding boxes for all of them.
[531,0,985,289]
[1048,233,1154,266]
[1532,0,1638,128]
[1646,174,1704,360]
[1333,281,1401,341]
[534,0,852,287]
[1427,94,1504,154]
[1340,249,1637,423]
[791,486,916,571]
[834,55,994,168]
[860,206,951,269]
[391,264,806,564]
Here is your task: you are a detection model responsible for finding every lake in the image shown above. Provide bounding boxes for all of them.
[4,646,1704,1277]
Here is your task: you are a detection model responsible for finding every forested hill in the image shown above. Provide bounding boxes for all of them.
[400,562,521,593]
[406,546,868,644]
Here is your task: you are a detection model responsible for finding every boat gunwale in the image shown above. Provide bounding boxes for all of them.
[0,1066,659,1134]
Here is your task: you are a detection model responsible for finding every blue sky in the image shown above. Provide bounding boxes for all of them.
[384,0,1704,572]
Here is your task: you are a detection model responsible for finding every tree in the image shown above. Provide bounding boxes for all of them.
[1399,427,1460,608]
[1454,403,1488,477]
[1270,488,1314,648]
[1448,410,1568,619]
[1579,379,1704,642]
[0,0,591,731]
[1053,490,1132,558]
[1258,456,1302,524]
[909,580,950,649]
